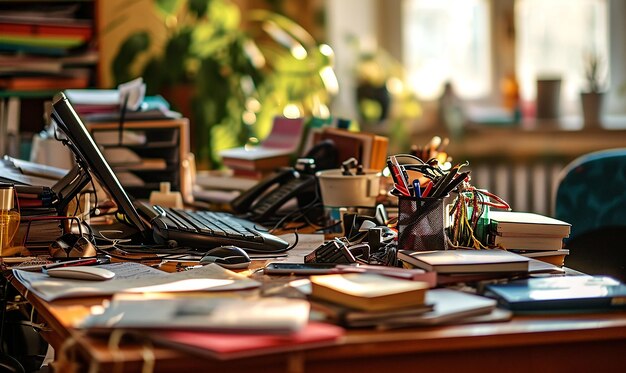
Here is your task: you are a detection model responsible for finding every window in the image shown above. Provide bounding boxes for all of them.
[515,0,609,113]
[402,0,491,100]
[401,0,610,113]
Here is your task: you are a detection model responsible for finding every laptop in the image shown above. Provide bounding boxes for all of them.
[51,93,289,253]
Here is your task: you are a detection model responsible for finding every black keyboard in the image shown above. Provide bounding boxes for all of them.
[150,207,289,253]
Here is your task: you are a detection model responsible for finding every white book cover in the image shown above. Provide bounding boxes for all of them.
[381,289,497,327]
[492,234,564,251]
[489,211,571,237]
[78,296,310,333]
[398,249,530,274]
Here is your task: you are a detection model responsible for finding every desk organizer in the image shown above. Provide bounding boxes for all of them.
[397,196,448,251]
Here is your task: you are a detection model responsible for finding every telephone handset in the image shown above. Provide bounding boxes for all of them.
[230,168,317,221]
[231,140,339,222]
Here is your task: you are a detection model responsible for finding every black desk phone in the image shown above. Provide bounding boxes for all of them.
[230,167,318,221]
[231,140,339,222]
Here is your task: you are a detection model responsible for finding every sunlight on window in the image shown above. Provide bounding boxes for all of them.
[402,0,491,100]
[515,0,609,112]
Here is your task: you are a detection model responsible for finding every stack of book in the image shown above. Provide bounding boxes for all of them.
[487,211,571,266]
[308,272,431,327]
[219,117,307,178]
[309,272,500,327]
[65,89,181,121]
[0,3,96,90]
[310,127,389,171]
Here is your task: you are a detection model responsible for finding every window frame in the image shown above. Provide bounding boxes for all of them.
[377,0,626,115]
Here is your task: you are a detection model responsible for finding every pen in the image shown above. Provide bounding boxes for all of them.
[388,157,410,196]
[412,179,421,198]
[439,170,470,197]
[421,180,434,197]
[390,156,411,196]
[43,258,99,270]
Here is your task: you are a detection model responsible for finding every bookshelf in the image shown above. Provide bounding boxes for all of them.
[85,118,191,201]
[0,0,99,158]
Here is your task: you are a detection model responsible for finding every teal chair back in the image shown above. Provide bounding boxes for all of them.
[554,148,626,280]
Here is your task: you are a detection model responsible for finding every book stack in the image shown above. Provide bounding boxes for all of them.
[64,89,182,122]
[219,117,307,178]
[311,127,389,171]
[0,3,97,90]
[309,272,432,327]
[487,211,571,266]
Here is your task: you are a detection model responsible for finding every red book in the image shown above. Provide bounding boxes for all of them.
[149,322,344,360]
[0,22,93,40]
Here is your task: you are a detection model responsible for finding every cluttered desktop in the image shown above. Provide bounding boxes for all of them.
[1,92,626,372]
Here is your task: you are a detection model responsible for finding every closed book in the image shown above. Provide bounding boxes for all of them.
[483,275,626,312]
[398,249,530,274]
[309,273,428,312]
[381,289,498,328]
[489,234,565,251]
[489,211,571,237]
[0,73,89,90]
[514,249,569,266]
[221,151,291,171]
[148,322,344,360]
[219,116,306,170]
[311,300,434,328]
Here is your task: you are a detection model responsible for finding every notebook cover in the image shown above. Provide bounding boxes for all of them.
[149,322,344,360]
[483,275,626,312]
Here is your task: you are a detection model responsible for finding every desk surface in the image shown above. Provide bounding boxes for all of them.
[7,267,626,373]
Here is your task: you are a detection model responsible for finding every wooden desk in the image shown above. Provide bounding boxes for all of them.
[7,271,626,372]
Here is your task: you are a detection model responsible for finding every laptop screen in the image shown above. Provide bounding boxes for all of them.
[51,92,149,234]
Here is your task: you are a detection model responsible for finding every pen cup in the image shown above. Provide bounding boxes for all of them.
[397,196,448,252]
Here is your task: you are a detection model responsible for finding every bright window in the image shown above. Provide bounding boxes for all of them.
[402,0,491,100]
[515,0,609,112]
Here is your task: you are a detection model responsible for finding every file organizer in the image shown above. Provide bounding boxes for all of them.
[85,118,190,200]
[397,196,448,251]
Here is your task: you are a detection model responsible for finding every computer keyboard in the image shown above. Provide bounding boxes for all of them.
[150,207,289,253]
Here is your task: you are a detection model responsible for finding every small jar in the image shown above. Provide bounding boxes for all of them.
[0,184,21,256]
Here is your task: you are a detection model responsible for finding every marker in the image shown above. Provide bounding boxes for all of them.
[412,179,421,198]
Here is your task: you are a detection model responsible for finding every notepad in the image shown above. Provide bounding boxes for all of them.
[398,249,530,274]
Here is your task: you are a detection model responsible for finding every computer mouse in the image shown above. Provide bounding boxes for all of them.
[43,266,116,281]
[200,246,251,270]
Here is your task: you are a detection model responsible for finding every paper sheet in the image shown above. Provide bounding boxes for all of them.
[13,262,261,302]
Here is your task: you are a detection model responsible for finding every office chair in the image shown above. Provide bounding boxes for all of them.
[554,148,626,281]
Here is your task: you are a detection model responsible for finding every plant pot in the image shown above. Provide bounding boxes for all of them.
[580,92,604,128]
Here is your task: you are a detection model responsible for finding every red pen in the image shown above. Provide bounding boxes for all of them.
[42,258,99,271]
[389,156,410,196]
[421,181,434,197]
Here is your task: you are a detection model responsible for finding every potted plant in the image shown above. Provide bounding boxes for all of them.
[109,0,336,168]
[580,52,605,128]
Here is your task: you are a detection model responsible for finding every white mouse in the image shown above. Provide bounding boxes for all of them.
[44,266,116,281]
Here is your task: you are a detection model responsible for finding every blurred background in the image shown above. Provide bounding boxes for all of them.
[2,0,626,216]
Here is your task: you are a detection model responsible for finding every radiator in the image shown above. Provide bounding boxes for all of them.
[468,161,566,216]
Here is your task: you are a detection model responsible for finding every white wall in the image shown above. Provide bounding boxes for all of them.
[325,0,377,119]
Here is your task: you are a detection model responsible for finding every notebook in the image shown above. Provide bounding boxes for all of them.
[398,249,530,274]
[51,93,288,253]
[483,275,626,313]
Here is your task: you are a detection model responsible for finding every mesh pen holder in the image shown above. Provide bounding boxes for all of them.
[397,196,449,251]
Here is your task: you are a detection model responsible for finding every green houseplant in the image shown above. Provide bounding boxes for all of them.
[110,0,336,168]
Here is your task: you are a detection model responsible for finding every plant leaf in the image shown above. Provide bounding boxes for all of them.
[154,0,182,15]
